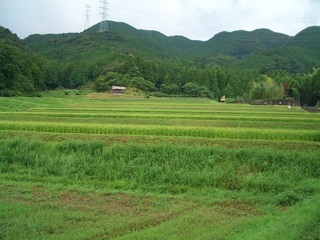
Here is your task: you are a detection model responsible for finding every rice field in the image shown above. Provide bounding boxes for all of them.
[1,95,319,141]
[0,93,320,239]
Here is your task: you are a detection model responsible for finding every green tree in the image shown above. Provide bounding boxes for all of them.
[0,40,41,96]
[248,75,283,100]
[182,82,210,98]
[160,84,179,95]
[30,62,44,91]
[59,63,73,88]
[43,60,60,89]
[216,70,227,94]
[130,77,156,92]
[224,83,235,98]
[95,75,109,92]
[207,70,220,99]
[300,68,320,106]
[249,82,266,99]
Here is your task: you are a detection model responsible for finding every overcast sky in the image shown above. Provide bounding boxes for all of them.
[0,0,319,40]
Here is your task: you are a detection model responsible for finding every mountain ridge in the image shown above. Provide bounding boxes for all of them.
[24,20,320,66]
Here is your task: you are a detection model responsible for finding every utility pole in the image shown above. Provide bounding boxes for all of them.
[84,5,91,30]
[99,0,109,32]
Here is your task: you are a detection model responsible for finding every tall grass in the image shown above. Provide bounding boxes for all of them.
[1,138,319,200]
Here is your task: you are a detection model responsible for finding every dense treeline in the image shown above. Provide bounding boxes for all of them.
[1,24,319,106]
[0,28,43,96]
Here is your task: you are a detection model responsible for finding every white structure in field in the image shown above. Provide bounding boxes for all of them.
[111,86,126,94]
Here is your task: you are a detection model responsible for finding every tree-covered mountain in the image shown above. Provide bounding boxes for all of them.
[24,21,320,71]
[1,21,320,105]
[25,21,201,61]
[0,27,47,96]
[236,26,320,73]
[196,28,291,58]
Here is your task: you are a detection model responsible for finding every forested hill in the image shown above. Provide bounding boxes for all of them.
[1,22,320,105]
[196,28,291,57]
[85,21,203,56]
[24,21,293,61]
[24,21,320,70]
[235,26,320,73]
[0,26,46,96]
[24,21,201,60]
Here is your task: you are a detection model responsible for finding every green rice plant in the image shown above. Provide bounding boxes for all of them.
[2,111,320,123]
[0,120,319,142]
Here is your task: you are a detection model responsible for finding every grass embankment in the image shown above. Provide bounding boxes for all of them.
[0,93,319,239]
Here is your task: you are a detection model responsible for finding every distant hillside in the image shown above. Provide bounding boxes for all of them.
[24,21,320,72]
[84,21,202,56]
[25,21,200,61]
[292,26,320,51]
[236,26,320,73]
[25,22,293,61]
[196,29,291,58]
[0,27,26,49]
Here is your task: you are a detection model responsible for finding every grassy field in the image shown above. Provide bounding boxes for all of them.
[0,92,319,239]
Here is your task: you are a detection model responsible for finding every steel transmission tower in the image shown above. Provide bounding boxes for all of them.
[99,0,109,32]
[84,5,91,30]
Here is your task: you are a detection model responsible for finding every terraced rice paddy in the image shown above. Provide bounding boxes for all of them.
[0,94,319,239]
[1,96,319,140]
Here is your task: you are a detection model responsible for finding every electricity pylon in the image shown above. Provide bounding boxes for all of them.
[99,0,109,32]
[84,5,91,30]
